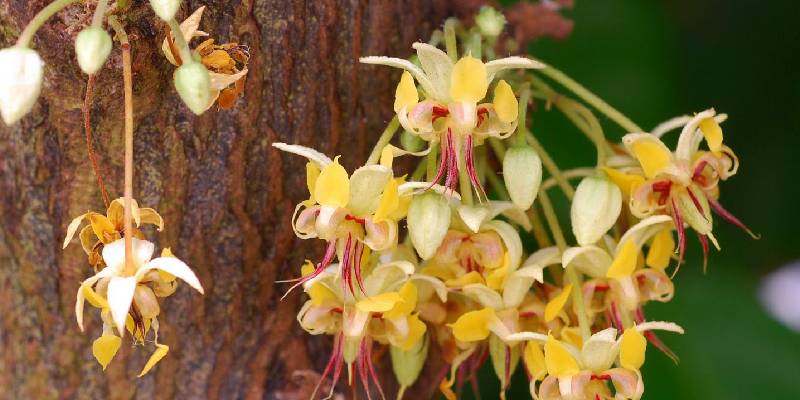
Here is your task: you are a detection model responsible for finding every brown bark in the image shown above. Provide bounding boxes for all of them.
[0,1,457,398]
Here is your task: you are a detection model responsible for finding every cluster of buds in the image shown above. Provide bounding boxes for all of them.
[0,0,248,127]
[276,7,754,400]
[63,199,204,375]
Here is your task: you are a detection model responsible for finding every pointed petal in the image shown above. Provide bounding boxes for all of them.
[136,256,204,294]
[138,343,169,377]
[544,284,572,322]
[485,56,545,83]
[622,133,674,179]
[359,56,439,99]
[107,276,137,335]
[92,334,122,370]
[412,42,453,100]
[271,142,333,167]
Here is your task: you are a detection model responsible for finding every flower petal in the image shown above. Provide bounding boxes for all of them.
[562,245,613,278]
[136,256,204,294]
[107,276,137,335]
[544,284,572,322]
[348,164,391,216]
[271,142,333,167]
[646,228,675,270]
[356,291,403,313]
[412,42,453,100]
[448,308,497,342]
[492,80,518,123]
[314,156,350,208]
[138,343,169,377]
[359,56,439,100]
[524,342,547,381]
[619,327,647,371]
[394,71,419,112]
[606,240,639,280]
[63,213,88,249]
[485,56,545,84]
[544,335,579,378]
[622,133,674,179]
[92,334,122,370]
[450,55,488,103]
[461,284,504,309]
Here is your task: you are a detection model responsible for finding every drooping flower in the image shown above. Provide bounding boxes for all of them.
[162,7,249,111]
[75,237,204,375]
[63,198,164,270]
[529,322,683,400]
[609,109,756,265]
[297,256,446,399]
[360,43,543,196]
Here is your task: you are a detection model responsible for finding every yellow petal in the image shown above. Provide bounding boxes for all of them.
[646,229,675,270]
[356,292,403,313]
[384,281,417,319]
[83,284,109,309]
[139,208,164,231]
[396,313,427,351]
[485,265,508,291]
[450,55,488,103]
[88,212,117,244]
[606,240,639,279]
[158,248,177,282]
[92,334,121,370]
[698,117,723,155]
[492,80,518,123]
[444,271,485,288]
[523,342,547,381]
[619,327,647,371]
[314,156,349,207]
[560,326,583,349]
[544,284,572,322]
[306,161,321,202]
[630,139,672,179]
[373,178,400,224]
[138,343,169,377]
[380,145,395,169]
[544,335,579,378]
[448,308,496,342]
[394,71,419,112]
[602,167,645,199]
[125,315,152,341]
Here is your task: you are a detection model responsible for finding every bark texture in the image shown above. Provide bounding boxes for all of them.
[0,1,458,398]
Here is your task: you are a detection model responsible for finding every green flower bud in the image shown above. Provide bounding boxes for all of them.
[149,0,181,21]
[475,6,507,38]
[407,192,451,260]
[391,335,429,397]
[0,47,43,125]
[675,186,712,235]
[75,27,112,75]
[174,61,211,115]
[571,175,622,246]
[503,145,542,210]
[400,130,425,153]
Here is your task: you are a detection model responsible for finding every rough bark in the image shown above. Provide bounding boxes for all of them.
[0,1,458,398]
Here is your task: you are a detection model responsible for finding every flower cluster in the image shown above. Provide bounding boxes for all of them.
[64,199,204,375]
[275,8,753,400]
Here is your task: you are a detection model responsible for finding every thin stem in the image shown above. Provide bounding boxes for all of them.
[536,64,643,133]
[525,131,575,200]
[466,30,481,59]
[109,16,134,273]
[411,159,426,182]
[527,204,552,248]
[365,116,399,165]
[91,0,109,28]
[538,190,591,342]
[83,74,110,208]
[540,168,595,191]
[444,19,458,62]
[167,18,193,65]
[16,0,82,48]
[515,85,531,147]
[485,167,509,200]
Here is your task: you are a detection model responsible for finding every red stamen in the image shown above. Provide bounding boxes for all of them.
[503,345,512,389]
[444,129,458,191]
[476,107,489,127]
[692,160,709,183]
[345,214,366,225]
[432,105,449,119]
[707,197,758,238]
[281,239,338,298]
[686,187,710,222]
[634,307,679,363]
[652,180,673,205]
[465,135,487,201]
[609,301,624,330]
[353,241,367,295]
[428,135,449,189]
[670,198,687,269]
[364,338,387,400]
[312,334,344,399]
[697,232,709,273]
[341,234,355,296]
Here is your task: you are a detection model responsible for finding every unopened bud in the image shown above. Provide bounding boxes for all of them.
[571,175,622,246]
[0,47,43,125]
[391,335,429,395]
[675,186,712,235]
[400,129,425,153]
[407,192,451,260]
[174,61,211,115]
[75,27,112,75]
[475,6,507,38]
[149,0,181,21]
[503,145,542,210]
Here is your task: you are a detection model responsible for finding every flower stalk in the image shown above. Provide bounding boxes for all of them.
[365,116,400,165]
[15,0,82,48]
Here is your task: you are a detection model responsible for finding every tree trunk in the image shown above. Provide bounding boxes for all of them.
[0,1,463,398]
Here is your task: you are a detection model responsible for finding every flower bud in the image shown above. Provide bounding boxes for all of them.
[75,27,112,75]
[0,47,43,125]
[149,0,181,21]
[675,186,712,235]
[571,175,622,246]
[407,192,451,260]
[475,6,507,38]
[503,145,542,210]
[400,129,425,153]
[174,61,211,115]
[391,335,429,397]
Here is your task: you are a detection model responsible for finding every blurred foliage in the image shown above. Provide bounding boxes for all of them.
[459,0,800,398]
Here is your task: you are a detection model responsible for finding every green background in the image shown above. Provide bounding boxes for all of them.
[465,0,800,398]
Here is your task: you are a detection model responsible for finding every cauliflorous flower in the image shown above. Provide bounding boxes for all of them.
[75,238,204,375]
[360,43,543,195]
[610,109,755,264]
[63,198,164,269]
[0,47,43,125]
[163,7,249,111]
[528,322,683,400]
[297,257,446,398]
